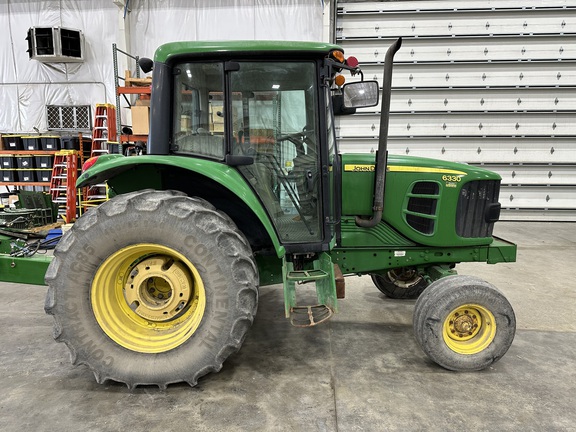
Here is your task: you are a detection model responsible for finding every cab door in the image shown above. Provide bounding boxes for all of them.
[228,60,327,250]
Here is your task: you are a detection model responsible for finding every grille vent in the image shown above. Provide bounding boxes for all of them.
[405,182,439,235]
[47,105,91,130]
[456,180,501,238]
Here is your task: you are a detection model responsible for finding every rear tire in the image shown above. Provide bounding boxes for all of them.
[45,190,258,388]
[371,268,428,299]
[413,275,515,371]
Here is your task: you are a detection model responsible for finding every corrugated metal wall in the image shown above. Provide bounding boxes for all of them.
[336,0,576,221]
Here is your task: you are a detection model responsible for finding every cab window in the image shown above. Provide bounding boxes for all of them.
[172,62,225,159]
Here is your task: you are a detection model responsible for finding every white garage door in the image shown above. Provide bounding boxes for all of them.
[336,0,576,221]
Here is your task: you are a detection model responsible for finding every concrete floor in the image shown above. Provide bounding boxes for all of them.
[1,221,575,431]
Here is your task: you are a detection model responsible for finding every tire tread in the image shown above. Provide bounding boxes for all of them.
[45,190,258,388]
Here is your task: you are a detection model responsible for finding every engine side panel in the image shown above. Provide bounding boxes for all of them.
[340,153,502,247]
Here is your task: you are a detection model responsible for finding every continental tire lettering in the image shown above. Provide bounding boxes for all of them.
[63,301,78,314]
[65,270,80,283]
[215,297,229,309]
[184,235,196,248]
[76,329,90,343]
[213,311,228,323]
[200,331,219,349]
[70,260,93,273]
[83,244,96,256]
[212,275,227,286]
[76,329,115,366]
[64,308,79,322]
[76,251,90,262]
[194,243,207,257]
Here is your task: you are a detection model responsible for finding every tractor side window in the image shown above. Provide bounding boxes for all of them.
[230,61,322,243]
[172,62,225,159]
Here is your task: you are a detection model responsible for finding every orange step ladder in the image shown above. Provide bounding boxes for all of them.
[91,103,117,157]
[80,104,116,212]
[49,150,78,223]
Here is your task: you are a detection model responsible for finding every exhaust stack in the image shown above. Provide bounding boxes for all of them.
[355,38,402,228]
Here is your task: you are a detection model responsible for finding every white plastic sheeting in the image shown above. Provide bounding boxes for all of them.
[131,0,324,59]
[0,0,324,133]
[1,0,117,133]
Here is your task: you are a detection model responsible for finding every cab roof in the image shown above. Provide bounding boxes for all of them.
[154,40,343,63]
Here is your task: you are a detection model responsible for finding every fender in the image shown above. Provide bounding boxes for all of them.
[77,154,285,257]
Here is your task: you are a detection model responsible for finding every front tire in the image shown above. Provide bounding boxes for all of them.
[413,275,515,371]
[45,190,258,388]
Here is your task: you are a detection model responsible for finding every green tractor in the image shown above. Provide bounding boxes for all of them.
[44,38,517,388]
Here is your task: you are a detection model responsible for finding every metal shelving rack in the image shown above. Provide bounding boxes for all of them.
[112,43,151,151]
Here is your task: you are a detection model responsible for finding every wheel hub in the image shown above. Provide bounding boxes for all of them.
[449,310,479,338]
[442,304,497,354]
[91,244,206,353]
[388,268,422,289]
[124,256,192,321]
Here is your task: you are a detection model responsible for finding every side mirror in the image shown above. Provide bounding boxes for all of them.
[342,81,379,108]
[139,57,154,74]
[332,94,356,116]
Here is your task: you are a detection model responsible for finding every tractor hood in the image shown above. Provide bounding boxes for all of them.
[341,153,502,247]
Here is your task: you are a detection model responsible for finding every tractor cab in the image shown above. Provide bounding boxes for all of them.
[160,44,378,253]
[172,60,325,246]
[77,41,391,326]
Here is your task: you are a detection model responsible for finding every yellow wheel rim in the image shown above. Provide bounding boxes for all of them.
[442,304,496,355]
[91,244,206,353]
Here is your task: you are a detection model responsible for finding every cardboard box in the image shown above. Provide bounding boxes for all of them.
[131,106,150,135]
[135,98,151,107]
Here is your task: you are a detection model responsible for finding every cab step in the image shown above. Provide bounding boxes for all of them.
[290,305,333,327]
[286,268,329,281]
[282,252,338,327]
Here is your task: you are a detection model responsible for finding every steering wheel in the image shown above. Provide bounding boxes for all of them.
[277,128,315,156]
